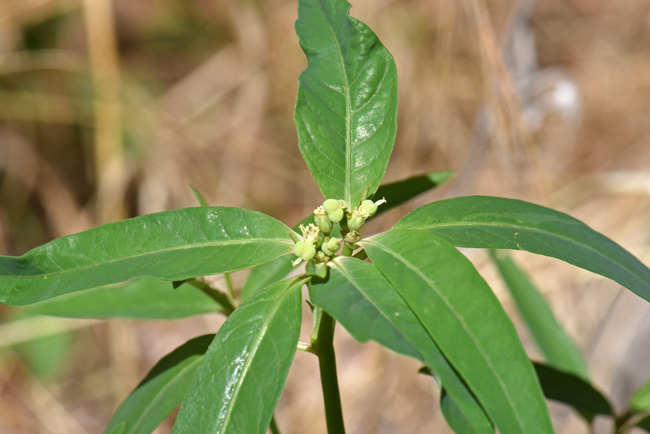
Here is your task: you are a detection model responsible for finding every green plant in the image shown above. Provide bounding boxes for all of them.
[2,0,650,433]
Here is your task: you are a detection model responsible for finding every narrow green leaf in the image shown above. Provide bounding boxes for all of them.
[0,207,296,305]
[107,423,125,434]
[241,254,295,301]
[361,230,554,434]
[490,250,589,380]
[533,362,613,416]
[105,334,214,434]
[396,196,650,302]
[188,184,209,207]
[310,257,492,434]
[630,377,650,412]
[22,278,224,319]
[172,277,305,434]
[19,331,72,379]
[371,171,454,207]
[295,0,398,208]
[636,415,650,433]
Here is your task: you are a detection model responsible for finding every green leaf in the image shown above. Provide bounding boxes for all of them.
[0,207,296,305]
[533,362,613,416]
[22,278,225,319]
[490,250,589,380]
[396,196,650,302]
[19,330,72,379]
[105,334,214,434]
[295,0,398,208]
[371,171,454,207]
[241,254,295,301]
[630,377,650,411]
[361,229,553,434]
[240,171,453,300]
[637,415,650,433]
[107,423,125,434]
[439,388,492,434]
[188,184,209,207]
[310,257,492,433]
[172,277,305,434]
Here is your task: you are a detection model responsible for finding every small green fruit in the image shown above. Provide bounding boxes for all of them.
[322,237,341,256]
[328,208,345,223]
[294,241,316,261]
[323,199,341,214]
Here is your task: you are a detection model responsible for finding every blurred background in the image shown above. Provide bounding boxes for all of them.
[1,0,650,432]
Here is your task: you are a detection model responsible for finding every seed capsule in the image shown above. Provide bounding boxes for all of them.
[360,197,387,217]
[323,199,342,214]
[294,241,316,261]
[321,237,341,256]
[328,208,345,223]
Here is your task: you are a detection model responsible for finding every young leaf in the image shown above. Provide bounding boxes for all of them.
[22,278,225,319]
[0,207,296,305]
[240,171,454,300]
[630,377,650,412]
[490,250,589,380]
[396,196,650,303]
[172,277,306,434]
[533,362,613,417]
[105,334,214,434]
[295,0,398,208]
[361,230,554,434]
[309,256,492,434]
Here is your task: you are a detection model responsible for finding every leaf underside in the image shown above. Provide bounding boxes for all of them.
[23,278,223,320]
[0,207,295,305]
[172,278,304,434]
[105,334,215,434]
[295,0,398,208]
[361,229,554,434]
[396,196,650,303]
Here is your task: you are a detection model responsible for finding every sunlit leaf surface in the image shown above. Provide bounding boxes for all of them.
[362,230,553,434]
[0,207,295,305]
[172,278,305,434]
[295,0,398,208]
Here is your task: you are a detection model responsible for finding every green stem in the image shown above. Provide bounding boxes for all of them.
[341,243,354,257]
[315,311,346,434]
[224,272,238,306]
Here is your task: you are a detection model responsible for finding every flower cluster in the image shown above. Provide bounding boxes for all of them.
[292,197,386,267]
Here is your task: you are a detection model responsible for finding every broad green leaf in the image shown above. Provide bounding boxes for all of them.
[310,256,492,434]
[533,362,612,417]
[490,250,589,380]
[22,278,224,319]
[105,334,214,434]
[396,196,650,302]
[0,207,296,305]
[630,377,650,411]
[172,277,305,434]
[361,230,554,434]
[240,171,454,300]
[241,254,295,301]
[295,0,398,208]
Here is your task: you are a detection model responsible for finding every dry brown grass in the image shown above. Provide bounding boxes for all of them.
[1,0,650,433]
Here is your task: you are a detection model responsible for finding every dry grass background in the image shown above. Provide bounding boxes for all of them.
[1,0,650,433]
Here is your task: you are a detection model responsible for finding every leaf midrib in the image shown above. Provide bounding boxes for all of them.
[4,238,293,279]
[362,237,527,433]
[403,219,645,278]
[317,1,352,207]
[218,279,302,434]
[127,357,203,434]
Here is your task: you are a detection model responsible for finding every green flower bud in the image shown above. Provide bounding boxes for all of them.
[314,206,333,233]
[321,237,341,256]
[300,223,321,246]
[360,197,387,217]
[348,207,368,231]
[345,231,362,245]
